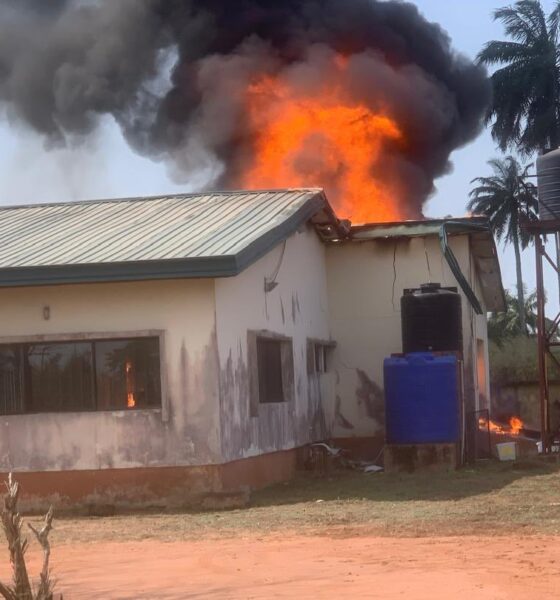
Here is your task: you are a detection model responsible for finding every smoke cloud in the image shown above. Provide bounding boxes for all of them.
[0,0,490,218]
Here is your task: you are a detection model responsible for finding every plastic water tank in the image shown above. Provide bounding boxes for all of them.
[537,148,560,220]
[384,353,459,444]
[401,283,462,354]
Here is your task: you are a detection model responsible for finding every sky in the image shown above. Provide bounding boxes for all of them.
[0,0,557,315]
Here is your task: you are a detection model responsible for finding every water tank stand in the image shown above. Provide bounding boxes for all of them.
[524,219,560,453]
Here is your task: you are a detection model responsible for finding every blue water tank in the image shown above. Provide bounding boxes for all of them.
[384,353,459,444]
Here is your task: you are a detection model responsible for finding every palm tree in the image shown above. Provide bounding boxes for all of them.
[488,289,537,345]
[489,288,559,345]
[478,0,560,154]
[469,156,538,332]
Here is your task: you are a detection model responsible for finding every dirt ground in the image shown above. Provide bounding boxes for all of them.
[12,534,560,599]
[3,463,560,598]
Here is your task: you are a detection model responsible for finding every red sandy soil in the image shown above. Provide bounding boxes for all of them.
[5,534,560,599]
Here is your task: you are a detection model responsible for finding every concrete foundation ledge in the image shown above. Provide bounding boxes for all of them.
[1,448,299,513]
[384,443,459,473]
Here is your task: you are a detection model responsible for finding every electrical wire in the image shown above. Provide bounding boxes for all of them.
[265,240,287,290]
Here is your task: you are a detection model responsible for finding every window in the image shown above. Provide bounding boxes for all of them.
[95,339,161,411]
[248,331,294,415]
[26,342,95,413]
[0,345,24,415]
[0,337,161,415]
[307,340,334,375]
[257,338,285,404]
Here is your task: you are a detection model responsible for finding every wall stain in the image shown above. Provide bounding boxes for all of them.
[219,337,326,461]
[1,330,222,474]
[356,369,385,423]
[305,374,328,442]
[335,395,355,430]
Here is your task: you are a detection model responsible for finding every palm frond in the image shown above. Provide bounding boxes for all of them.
[484,0,560,154]
[548,1,560,40]
[494,1,547,44]
[478,40,537,64]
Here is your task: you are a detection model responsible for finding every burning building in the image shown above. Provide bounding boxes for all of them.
[0,1,505,503]
[0,189,504,507]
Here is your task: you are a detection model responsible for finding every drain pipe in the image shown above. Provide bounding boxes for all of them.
[439,221,487,315]
[440,220,490,464]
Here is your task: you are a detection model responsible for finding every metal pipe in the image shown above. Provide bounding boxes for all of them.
[556,233,560,304]
[536,235,550,452]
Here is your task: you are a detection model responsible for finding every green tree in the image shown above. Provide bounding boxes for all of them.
[488,289,536,345]
[479,0,560,154]
[489,288,559,345]
[469,156,538,332]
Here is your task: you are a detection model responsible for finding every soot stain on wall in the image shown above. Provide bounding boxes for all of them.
[335,395,355,430]
[219,335,326,461]
[356,369,385,424]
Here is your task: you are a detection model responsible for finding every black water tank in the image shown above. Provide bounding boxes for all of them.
[401,283,462,354]
[537,148,560,220]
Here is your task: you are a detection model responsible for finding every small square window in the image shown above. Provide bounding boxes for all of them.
[249,332,294,415]
[308,340,333,375]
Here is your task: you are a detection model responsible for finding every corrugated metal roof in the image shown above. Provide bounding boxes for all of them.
[0,188,331,286]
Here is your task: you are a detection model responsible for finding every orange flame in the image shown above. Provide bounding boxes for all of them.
[240,57,407,223]
[478,416,524,436]
[125,360,135,409]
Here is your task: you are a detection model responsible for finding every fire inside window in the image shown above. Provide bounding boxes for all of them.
[126,360,135,408]
[0,337,161,415]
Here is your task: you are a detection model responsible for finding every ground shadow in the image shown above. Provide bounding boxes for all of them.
[249,459,560,507]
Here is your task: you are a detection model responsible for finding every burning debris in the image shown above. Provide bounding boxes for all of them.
[0,0,489,222]
[478,415,524,437]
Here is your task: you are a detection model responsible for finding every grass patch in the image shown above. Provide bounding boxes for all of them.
[43,460,560,544]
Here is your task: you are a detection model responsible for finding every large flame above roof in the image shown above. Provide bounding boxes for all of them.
[239,59,407,223]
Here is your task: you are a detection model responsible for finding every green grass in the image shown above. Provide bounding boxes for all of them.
[46,459,560,544]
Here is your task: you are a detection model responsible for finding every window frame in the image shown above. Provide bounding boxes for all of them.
[0,330,169,420]
[307,338,336,375]
[248,330,294,417]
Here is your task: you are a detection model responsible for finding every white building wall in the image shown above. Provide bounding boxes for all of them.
[214,225,334,461]
[0,279,221,472]
[0,228,493,475]
[471,255,491,412]
[326,234,486,439]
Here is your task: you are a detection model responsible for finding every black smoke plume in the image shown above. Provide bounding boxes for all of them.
[0,0,490,218]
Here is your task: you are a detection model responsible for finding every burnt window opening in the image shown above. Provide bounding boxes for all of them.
[249,332,294,415]
[0,337,162,415]
[257,338,285,404]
